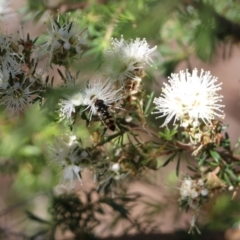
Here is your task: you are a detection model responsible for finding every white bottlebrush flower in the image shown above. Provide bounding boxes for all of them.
[0,34,23,76]
[39,15,87,63]
[152,69,225,127]
[2,60,23,78]
[58,99,76,121]
[58,92,84,121]
[61,165,82,184]
[180,177,198,200]
[48,134,82,185]
[0,79,38,114]
[102,36,157,83]
[48,134,79,163]
[82,79,122,119]
[60,22,87,53]
[180,177,208,209]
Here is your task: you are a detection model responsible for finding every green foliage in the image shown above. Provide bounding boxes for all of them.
[158,126,178,141]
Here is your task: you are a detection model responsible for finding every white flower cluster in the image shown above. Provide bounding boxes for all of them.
[0,79,39,113]
[57,36,157,122]
[82,79,122,119]
[58,77,122,122]
[102,36,157,84]
[48,134,126,188]
[180,177,208,209]
[48,134,90,186]
[39,15,87,65]
[153,69,225,127]
[0,33,24,84]
[0,32,44,114]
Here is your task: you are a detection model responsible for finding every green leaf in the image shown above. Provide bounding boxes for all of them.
[144,91,154,115]
[223,173,232,186]
[162,152,177,167]
[176,153,181,176]
[195,24,216,61]
[209,161,219,167]
[158,126,178,141]
[225,168,238,182]
[209,150,221,162]
[197,151,207,167]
